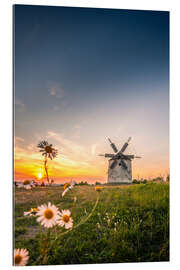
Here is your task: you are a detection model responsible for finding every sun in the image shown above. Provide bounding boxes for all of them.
[37,172,43,179]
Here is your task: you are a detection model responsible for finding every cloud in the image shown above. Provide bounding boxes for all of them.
[14,131,169,182]
[15,136,24,143]
[14,131,105,182]
[91,144,97,155]
[14,137,41,161]
[15,98,25,112]
[47,131,86,159]
[49,87,56,96]
[48,82,65,99]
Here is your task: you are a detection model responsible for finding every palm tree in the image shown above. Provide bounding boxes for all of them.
[37,141,58,185]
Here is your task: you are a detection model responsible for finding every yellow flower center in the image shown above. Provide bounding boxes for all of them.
[15,254,22,265]
[64,183,70,190]
[95,186,102,192]
[44,209,54,219]
[30,208,38,214]
[62,214,70,223]
[45,146,53,153]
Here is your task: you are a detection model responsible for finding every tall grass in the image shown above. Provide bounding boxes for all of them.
[14,183,169,264]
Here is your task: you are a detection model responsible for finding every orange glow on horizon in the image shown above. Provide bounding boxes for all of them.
[14,135,169,183]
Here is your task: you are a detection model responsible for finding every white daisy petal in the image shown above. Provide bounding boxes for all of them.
[36,202,60,228]
[14,248,29,266]
[57,209,73,229]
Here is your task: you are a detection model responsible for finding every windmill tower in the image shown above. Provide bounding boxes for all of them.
[99,137,141,184]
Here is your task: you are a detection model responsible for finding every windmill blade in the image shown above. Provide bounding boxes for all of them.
[104,153,115,158]
[108,138,118,153]
[119,137,131,153]
[110,159,118,169]
[98,153,115,158]
[120,159,128,170]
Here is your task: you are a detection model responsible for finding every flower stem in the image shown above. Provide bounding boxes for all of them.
[44,157,49,184]
[41,229,50,264]
[61,193,100,236]
[48,193,100,253]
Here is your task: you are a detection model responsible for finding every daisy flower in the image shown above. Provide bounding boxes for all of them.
[24,185,31,190]
[37,141,58,160]
[37,140,58,185]
[57,209,73,229]
[16,180,33,190]
[24,208,38,217]
[14,248,29,266]
[17,183,23,188]
[36,202,60,228]
[62,181,75,197]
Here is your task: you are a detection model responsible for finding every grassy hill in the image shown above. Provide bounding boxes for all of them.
[14,182,169,265]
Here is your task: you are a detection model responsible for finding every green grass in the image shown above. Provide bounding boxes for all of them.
[14,182,169,265]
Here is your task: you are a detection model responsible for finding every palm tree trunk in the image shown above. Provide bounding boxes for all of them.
[44,157,49,184]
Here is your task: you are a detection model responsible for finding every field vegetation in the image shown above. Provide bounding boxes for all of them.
[14,182,169,265]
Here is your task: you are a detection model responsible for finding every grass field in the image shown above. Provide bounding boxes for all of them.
[14,182,169,265]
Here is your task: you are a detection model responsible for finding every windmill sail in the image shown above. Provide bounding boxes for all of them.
[110,159,118,169]
[119,137,131,153]
[99,136,140,184]
[108,138,118,153]
[120,159,128,170]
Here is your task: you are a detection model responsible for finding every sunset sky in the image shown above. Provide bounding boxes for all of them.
[14,5,169,183]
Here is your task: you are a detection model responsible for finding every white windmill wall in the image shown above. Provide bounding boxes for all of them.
[107,159,132,183]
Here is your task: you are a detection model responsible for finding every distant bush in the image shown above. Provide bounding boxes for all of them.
[133,179,147,184]
[95,181,102,185]
[152,177,164,182]
[132,179,139,184]
[77,181,89,186]
[23,180,31,185]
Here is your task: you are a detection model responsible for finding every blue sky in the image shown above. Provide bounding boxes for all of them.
[14,5,169,182]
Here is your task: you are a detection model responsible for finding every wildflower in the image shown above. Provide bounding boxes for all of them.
[37,140,58,184]
[36,202,60,228]
[57,209,73,229]
[107,218,110,225]
[62,181,75,197]
[64,183,70,190]
[37,141,58,160]
[16,181,32,189]
[95,186,103,192]
[24,185,31,190]
[14,248,29,266]
[24,208,38,217]
[30,181,36,187]
[17,183,23,188]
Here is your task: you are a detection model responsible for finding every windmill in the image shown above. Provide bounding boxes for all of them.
[99,137,141,183]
